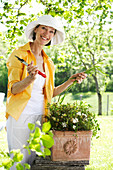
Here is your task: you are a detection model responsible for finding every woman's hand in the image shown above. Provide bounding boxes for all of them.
[53,72,87,97]
[27,61,38,80]
[11,61,41,95]
[70,72,87,84]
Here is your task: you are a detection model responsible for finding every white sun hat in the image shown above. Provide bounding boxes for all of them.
[25,15,65,45]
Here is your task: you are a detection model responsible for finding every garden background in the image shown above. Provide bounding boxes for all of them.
[0,0,113,169]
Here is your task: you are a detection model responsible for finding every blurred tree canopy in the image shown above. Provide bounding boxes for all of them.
[0,0,113,115]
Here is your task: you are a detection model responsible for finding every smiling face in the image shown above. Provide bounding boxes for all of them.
[34,25,56,46]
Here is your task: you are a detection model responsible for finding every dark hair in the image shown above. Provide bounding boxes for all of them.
[32,25,56,46]
[32,25,40,41]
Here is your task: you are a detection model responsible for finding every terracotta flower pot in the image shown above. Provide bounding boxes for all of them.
[51,130,92,161]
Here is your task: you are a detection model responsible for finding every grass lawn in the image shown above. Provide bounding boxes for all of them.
[0,92,113,169]
[0,109,8,168]
[59,92,113,116]
[86,116,113,170]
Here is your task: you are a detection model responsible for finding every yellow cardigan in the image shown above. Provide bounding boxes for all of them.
[6,42,55,121]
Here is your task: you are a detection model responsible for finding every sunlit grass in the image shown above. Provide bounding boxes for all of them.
[86,116,113,170]
[57,92,113,116]
[0,93,113,170]
[0,110,8,166]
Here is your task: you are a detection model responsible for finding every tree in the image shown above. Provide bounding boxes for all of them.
[40,0,113,115]
[0,0,113,114]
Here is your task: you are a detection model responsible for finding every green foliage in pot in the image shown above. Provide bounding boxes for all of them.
[0,121,54,170]
[46,101,100,137]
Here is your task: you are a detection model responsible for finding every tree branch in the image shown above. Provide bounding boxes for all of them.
[11,0,29,42]
[70,37,89,70]
[86,36,95,64]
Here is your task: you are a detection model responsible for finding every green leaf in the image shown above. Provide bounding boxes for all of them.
[10,150,23,162]
[59,94,66,104]
[18,12,26,16]
[19,26,23,30]
[2,158,13,168]
[0,32,2,36]
[29,142,41,152]
[28,123,35,131]
[13,152,23,162]
[96,67,107,75]
[41,134,54,148]
[16,163,24,170]
[44,148,51,156]
[85,67,95,74]
[0,56,4,59]
[23,163,30,169]
[34,127,41,138]
[34,144,41,152]
[48,131,54,138]
[30,138,40,145]
[10,149,20,154]
[42,122,51,133]
[17,32,22,36]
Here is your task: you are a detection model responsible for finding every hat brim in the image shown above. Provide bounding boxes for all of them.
[25,16,65,45]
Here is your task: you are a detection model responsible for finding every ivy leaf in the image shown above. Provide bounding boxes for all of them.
[42,122,51,133]
[16,163,24,170]
[41,134,54,148]
[2,158,13,169]
[44,148,51,156]
[48,131,54,138]
[28,123,35,131]
[23,163,30,169]
[34,127,41,138]
[30,138,40,146]
[13,152,23,162]
[30,142,41,152]
[34,144,41,152]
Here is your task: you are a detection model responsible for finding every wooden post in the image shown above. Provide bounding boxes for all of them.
[80,95,83,100]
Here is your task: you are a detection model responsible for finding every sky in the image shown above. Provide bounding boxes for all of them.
[0,0,45,31]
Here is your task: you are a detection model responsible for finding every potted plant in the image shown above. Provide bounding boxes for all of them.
[46,100,100,161]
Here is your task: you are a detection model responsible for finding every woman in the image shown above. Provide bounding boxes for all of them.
[6,15,87,169]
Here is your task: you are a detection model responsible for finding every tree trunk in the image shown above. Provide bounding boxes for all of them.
[97,92,102,115]
[70,41,102,115]
[92,74,102,115]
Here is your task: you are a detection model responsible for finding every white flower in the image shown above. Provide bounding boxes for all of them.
[73,125,76,129]
[82,113,87,117]
[77,112,81,116]
[85,118,88,121]
[36,120,41,126]
[62,122,67,127]
[73,118,78,123]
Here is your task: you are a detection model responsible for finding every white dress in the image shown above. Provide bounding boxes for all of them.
[6,73,45,169]
[22,73,45,115]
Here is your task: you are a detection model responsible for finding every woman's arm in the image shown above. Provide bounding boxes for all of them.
[11,61,38,95]
[53,72,87,97]
[11,76,34,95]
